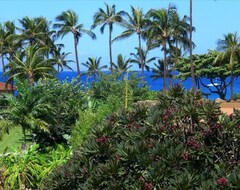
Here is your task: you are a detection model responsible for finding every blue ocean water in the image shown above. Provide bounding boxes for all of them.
[1,71,239,100]
[56,71,240,100]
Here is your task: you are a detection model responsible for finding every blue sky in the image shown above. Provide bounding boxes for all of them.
[1,0,240,71]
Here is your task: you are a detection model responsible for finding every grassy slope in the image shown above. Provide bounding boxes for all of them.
[0,127,31,153]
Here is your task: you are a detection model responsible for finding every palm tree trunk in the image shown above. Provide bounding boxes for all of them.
[172,40,179,84]
[190,0,196,91]
[138,33,144,82]
[163,40,167,91]
[1,54,5,82]
[73,33,81,84]
[109,25,113,72]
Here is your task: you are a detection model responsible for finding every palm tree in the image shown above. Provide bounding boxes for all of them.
[0,93,50,144]
[150,59,172,81]
[54,10,96,83]
[112,54,132,77]
[215,32,240,99]
[113,6,149,81]
[171,12,194,81]
[0,23,8,78]
[5,44,56,85]
[189,0,196,91]
[146,6,176,90]
[130,47,156,79]
[82,57,107,81]
[17,16,51,46]
[52,46,73,72]
[0,21,18,80]
[92,3,123,72]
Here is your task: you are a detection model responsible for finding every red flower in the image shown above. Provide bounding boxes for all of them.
[162,115,168,122]
[216,177,228,185]
[187,138,200,149]
[95,137,107,143]
[115,154,120,161]
[144,182,154,190]
[139,176,144,182]
[183,151,188,161]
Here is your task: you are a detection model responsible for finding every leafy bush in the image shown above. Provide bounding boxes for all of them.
[0,79,86,147]
[0,144,71,190]
[71,95,123,149]
[42,85,240,189]
[88,72,155,105]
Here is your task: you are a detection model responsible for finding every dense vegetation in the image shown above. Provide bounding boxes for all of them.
[0,2,240,190]
[42,85,240,190]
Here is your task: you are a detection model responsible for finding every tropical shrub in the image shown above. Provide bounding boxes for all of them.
[0,79,86,147]
[0,144,71,190]
[42,85,240,189]
[88,72,155,105]
[71,94,123,149]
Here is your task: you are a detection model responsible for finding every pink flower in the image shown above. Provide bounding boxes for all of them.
[115,154,120,161]
[95,137,107,143]
[144,182,154,190]
[216,177,228,185]
[187,138,200,149]
[183,151,189,161]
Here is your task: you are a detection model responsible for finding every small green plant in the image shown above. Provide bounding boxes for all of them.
[0,144,71,190]
[232,93,240,101]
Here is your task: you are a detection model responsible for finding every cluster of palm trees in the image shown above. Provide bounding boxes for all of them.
[0,17,73,85]
[0,2,195,90]
[92,3,194,89]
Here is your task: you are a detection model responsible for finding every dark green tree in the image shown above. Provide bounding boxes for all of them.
[177,51,239,100]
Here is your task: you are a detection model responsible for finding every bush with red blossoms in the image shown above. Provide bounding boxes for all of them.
[43,85,240,190]
[217,177,228,186]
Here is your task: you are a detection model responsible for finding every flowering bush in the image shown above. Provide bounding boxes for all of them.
[42,85,240,189]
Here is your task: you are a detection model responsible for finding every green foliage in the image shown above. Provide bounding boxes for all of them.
[71,95,123,149]
[0,79,86,147]
[89,72,154,105]
[177,50,240,100]
[0,144,71,190]
[232,93,240,101]
[42,85,240,189]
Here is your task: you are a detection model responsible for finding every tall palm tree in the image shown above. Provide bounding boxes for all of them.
[189,0,196,91]
[113,6,149,81]
[92,3,123,72]
[215,32,240,99]
[5,44,56,85]
[0,22,18,79]
[17,16,51,46]
[171,12,194,81]
[112,54,132,77]
[0,24,8,77]
[130,47,155,79]
[54,10,96,83]
[147,6,176,90]
[82,57,107,81]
